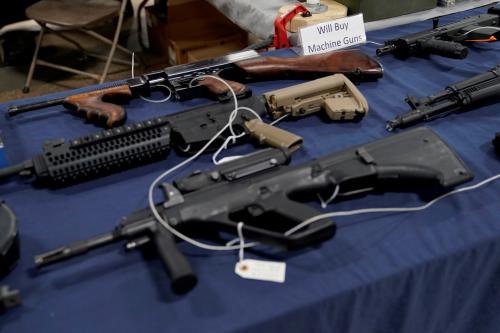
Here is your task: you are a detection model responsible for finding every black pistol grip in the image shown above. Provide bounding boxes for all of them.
[238,195,336,249]
[271,200,336,249]
[418,39,469,59]
[152,225,197,294]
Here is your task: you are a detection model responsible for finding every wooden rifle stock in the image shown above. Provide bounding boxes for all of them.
[231,49,383,80]
[7,50,382,128]
[201,49,382,102]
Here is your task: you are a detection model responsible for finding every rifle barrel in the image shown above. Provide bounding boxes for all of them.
[8,97,65,116]
[34,231,120,268]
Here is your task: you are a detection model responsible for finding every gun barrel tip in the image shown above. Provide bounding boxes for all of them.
[385,121,397,132]
[6,106,17,116]
[33,256,45,267]
[376,45,395,57]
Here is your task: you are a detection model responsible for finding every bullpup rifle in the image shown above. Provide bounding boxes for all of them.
[7,49,383,128]
[376,5,500,60]
[386,65,500,131]
[34,127,473,295]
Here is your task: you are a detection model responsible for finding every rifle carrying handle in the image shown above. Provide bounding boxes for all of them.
[63,85,133,128]
[152,224,197,294]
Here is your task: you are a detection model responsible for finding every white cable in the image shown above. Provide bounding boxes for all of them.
[212,133,245,165]
[148,75,259,251]
[212,109,287,164]
[139,85,172,103]
[318,184,340,209]
[456,26,500,37]
[188,77,240,139]
[130,51,173,104]
[284,173,500,236]
[270,113,290,126]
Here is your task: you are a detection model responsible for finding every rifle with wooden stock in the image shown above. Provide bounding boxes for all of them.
[6,49,383,128]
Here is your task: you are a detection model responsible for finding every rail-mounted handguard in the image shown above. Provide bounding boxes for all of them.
[264,74,369,121]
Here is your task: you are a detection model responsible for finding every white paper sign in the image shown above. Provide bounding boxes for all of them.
[235,259,286,283]
[299,14,367,55]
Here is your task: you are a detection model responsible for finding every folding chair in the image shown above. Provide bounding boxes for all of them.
[23,0,131,93]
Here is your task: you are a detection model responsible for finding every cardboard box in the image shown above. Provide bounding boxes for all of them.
[146,0,247,64]
[168,28,246,64]
[186,40,247,62]
[335,0,436,21]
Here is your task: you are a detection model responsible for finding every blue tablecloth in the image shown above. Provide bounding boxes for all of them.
[1,6,500,333]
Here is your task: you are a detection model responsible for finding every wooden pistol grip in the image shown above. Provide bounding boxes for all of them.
[235,49,383,80]
[63,85,132,128]
[197,76,252,101]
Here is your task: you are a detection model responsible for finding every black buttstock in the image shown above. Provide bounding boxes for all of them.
[321,127,473,191]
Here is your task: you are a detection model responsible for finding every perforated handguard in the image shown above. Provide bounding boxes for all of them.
[31,117,171,185]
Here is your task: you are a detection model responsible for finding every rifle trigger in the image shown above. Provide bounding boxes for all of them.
[356,147,375,165]
[160,183,185,208]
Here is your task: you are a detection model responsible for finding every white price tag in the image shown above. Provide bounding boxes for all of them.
[299,14,367,55]
[235,259,286,283]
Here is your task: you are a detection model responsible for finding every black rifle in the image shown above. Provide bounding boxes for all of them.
[0,97,298,187]
[6,49,383,128]
[34,127,473,295]
[386,65,500,131]
[376,5,500,60]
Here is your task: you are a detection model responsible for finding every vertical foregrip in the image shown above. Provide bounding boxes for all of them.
[152,225,197,294]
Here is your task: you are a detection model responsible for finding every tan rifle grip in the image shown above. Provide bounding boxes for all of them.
[63,85,132,128]
[245,119,303,153]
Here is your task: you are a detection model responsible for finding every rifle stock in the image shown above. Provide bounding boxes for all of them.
[232,49,383,81]
[7,50,382,128]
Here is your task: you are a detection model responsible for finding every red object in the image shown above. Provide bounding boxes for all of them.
[273,4,311,49]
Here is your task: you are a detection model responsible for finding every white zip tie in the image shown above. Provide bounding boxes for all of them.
[139,85,172,103]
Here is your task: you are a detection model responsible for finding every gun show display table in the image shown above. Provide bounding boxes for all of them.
[1,6,500,333]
